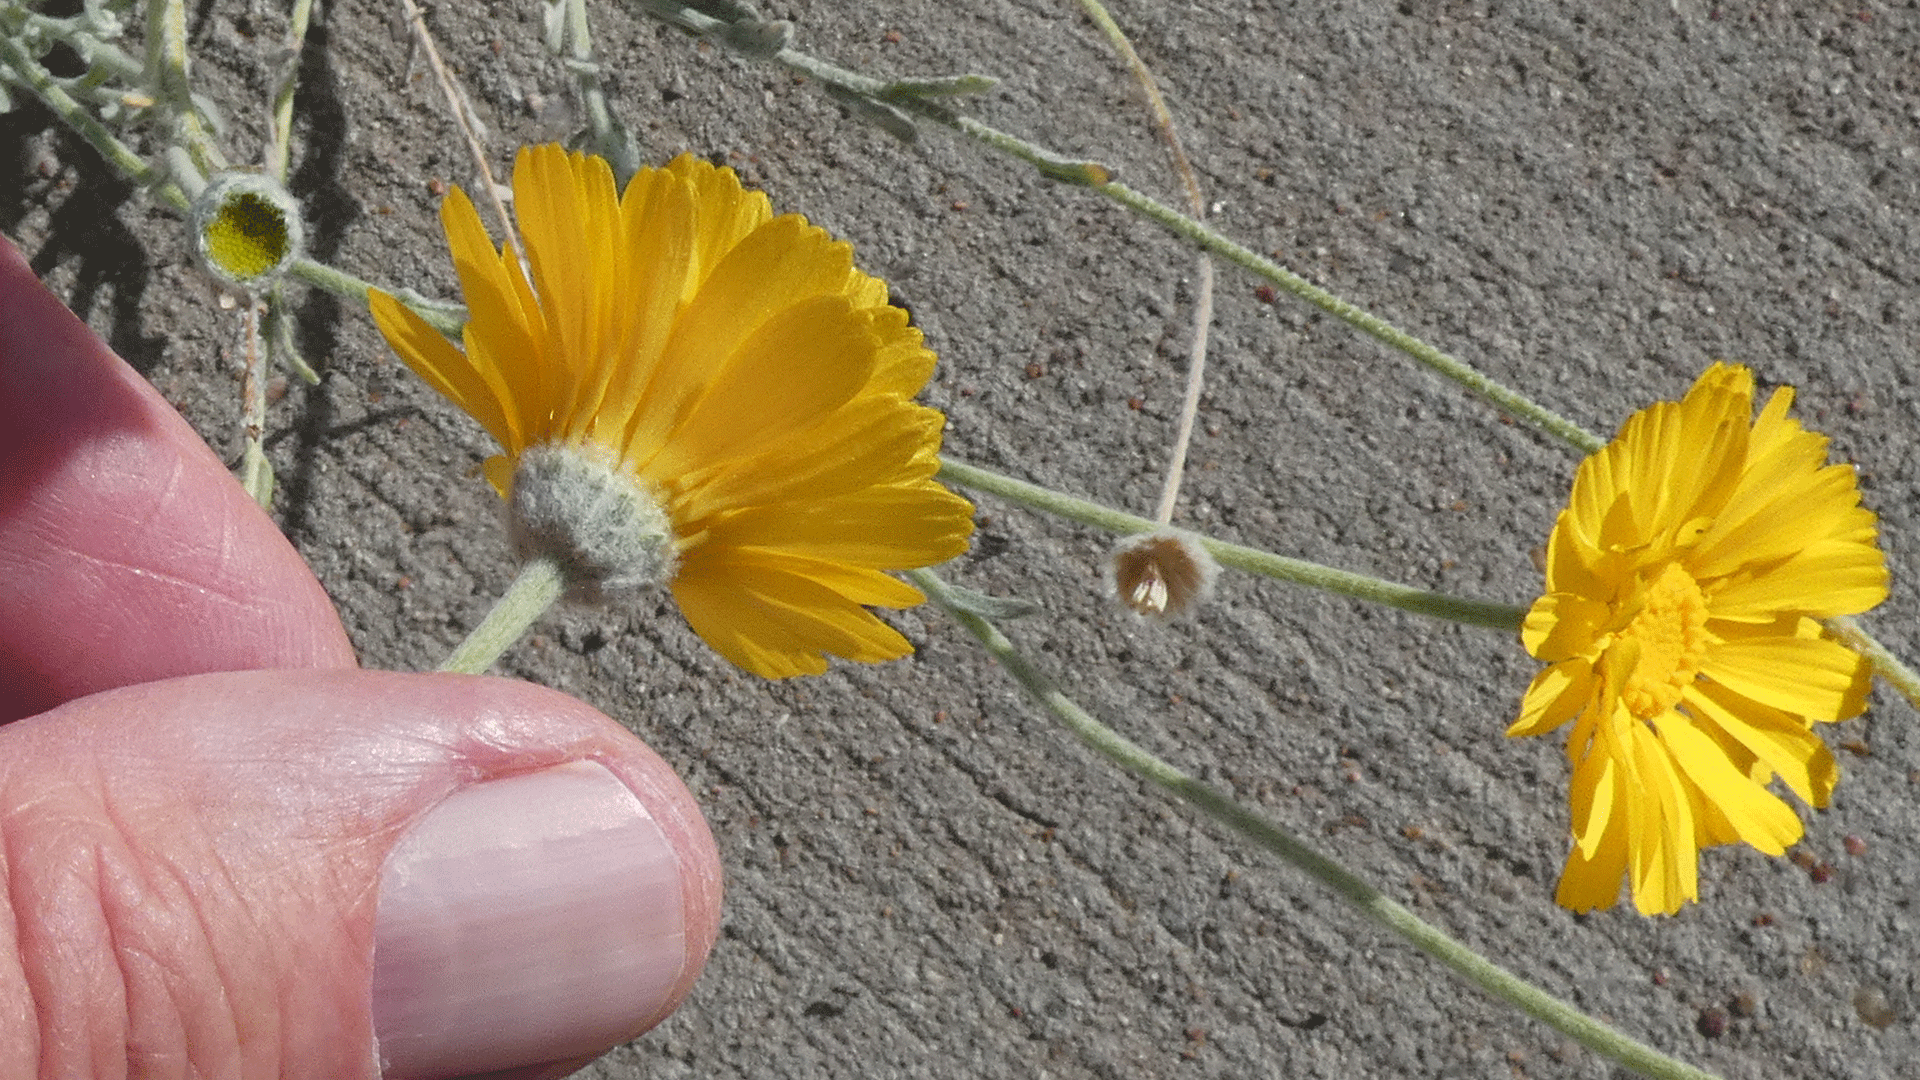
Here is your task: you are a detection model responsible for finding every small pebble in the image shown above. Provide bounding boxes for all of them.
[1854,986,1897,1029]
[1696,1006,1728,1038]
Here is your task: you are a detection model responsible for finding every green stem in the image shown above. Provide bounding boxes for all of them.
[439,556,566,674]
[286,257,467,336]
[684,12,1606,453]
[269,0,315,182]
[288,255,375,301]
[0,10,146,82]
[1091,176,1607,453]
[0,32,184,210]
[144,0,226,177]
[911,567,1720,1080]
[938,457,1525,630]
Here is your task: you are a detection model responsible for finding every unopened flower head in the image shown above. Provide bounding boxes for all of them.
[1512,362,1887,915]
[1111,529,1218,618]
[190,171,304,286]
[369,146,974,677]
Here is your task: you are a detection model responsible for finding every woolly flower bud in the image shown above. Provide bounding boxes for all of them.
[508,442,677,604]
[1110,528,1219,618]
[190,171,305,286]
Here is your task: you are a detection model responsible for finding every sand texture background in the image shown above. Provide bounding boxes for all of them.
[5,1,1920,1077]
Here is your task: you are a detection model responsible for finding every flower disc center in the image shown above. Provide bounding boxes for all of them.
[1617,562,1711,719]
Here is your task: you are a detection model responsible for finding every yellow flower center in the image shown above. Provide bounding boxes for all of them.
[205,191,291,280]
[1617,562,1711,718]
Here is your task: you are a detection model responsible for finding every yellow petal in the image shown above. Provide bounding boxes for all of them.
[626,215,860,460]
[1706,535,1888,620]
[672,397,949,525]
[368,289,512,448]
[515,145,620,411]
[664,153,774,291]
[584,168,697,435]
[698,484,977,569]
[1653,711,1803,855]
[726,550,927,608]
[440,186,545,447]
[1689,464,1867,581]
[646,296,877,480]
[1521,592,1611,662]
[865,306,938,396]
[1508,659,1592,737]
[1682,681,1838,807]
[671,550,914,677]
[1566,719,1618,860]
[1702,634,1872,721]
[1555,784,1628,912]
[1623,721,1697,915]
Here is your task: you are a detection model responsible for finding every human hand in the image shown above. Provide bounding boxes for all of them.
[0,234,722,1080]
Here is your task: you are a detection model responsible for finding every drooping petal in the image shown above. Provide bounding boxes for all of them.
[1655,711,1803,855]
[1521,592,1611,663]
[367,289,513,449]
[672,548,915,678]
[1682,681,1839,807]
[1623,721,1697,915]
[1508,658,1593,738]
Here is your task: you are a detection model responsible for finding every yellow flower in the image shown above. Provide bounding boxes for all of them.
[369,145,973,678]
[1511,362,1887,915]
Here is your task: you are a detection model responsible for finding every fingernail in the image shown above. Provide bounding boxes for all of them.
[372,761,687,1080]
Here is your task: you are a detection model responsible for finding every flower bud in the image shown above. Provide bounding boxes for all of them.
[190,171,304,286]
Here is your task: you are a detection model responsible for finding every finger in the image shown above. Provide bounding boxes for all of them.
[0,235,356,722]
[0,669,722,1080]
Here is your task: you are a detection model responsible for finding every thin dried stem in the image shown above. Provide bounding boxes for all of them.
[1074,0,1214,526]
[236,299,274,507]
[395,0,520,262]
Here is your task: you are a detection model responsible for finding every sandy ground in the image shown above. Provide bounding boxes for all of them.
[6,1,1920,1077]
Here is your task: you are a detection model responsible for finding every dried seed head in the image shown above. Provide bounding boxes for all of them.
[1111,529,1218,618]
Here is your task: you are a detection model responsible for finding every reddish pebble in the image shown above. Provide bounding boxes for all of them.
[1696,1007,1728,1038]
[1254,284,1279,304]
[1845,835,1868,856]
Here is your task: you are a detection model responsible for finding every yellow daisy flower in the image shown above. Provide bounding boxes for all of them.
[369,145,973,678]
[1511,362,1887,915]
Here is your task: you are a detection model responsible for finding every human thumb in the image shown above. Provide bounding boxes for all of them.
[0,669,722,1080]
